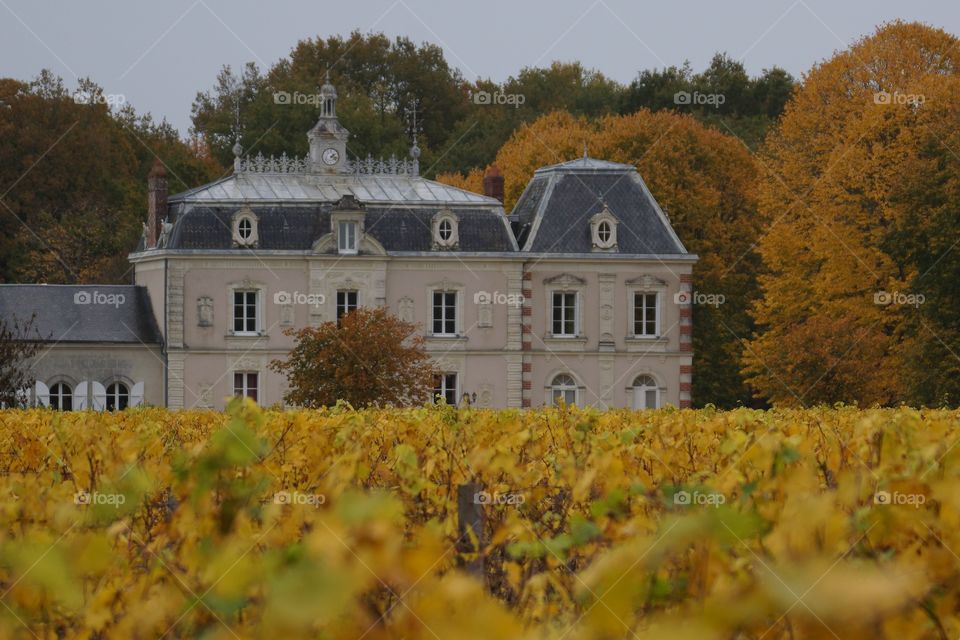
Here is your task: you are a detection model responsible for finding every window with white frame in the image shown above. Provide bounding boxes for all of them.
[550,374,578,406]
[432,291,457,335]
[234,372,258,402]
[338,221,358,254]
[632,375,660,409]
[551,291,578,337]
[233,290,259,334]
[50,382,72,411]
[336,290,358,324]
[433,373,458,405]
[106,382,129,411]
[633,292,658,337]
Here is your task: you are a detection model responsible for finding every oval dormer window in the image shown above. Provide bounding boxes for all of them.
[238,218,253,241]
[232,208,259,248]
[439,218,453,242]
[432,209,459,250]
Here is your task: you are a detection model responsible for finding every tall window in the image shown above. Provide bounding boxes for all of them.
[633,292,658,337]
[50,382,72,411]
[233,290,258,334]
[234,372,258,402]
[336,290,358,325]
[338,221,358,254]
[433,373,458,405]
[432,291,457,335]
[552,292,578,336]
[550,374,578,406]
[633,375,659,409]
[106,382,129,411]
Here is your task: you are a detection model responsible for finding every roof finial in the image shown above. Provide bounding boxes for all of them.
[583,140,588,159]
[406,104,422,175]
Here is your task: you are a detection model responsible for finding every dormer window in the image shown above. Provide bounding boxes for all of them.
[232,207,259,248]
[338,221,358,254]
[432,209,459,250]
[329,194,365,256]
[590,204,618,251]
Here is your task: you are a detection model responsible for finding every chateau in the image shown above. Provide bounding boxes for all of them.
[0,78,696,411]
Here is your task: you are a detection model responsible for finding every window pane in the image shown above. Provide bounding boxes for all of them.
[645,389,658,409]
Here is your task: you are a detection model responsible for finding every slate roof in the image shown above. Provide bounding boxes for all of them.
[0,285,162,344]
[513,156,689,255]
[165,205,518,253]
[169,173,500,206]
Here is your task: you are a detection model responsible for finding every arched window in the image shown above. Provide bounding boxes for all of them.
[106,382,129,411]
[50,382,72,411]
[550,374,578,406]
[597,220,611,244]
[632,375,659,409]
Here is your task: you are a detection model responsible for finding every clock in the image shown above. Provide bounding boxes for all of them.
[321,148,340,165]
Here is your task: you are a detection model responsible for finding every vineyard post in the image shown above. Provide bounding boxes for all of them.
[457,482,486,578]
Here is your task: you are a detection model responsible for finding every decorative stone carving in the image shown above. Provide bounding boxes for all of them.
[197,296,213,327]
[196,383,213,409]
[280,303,294,326]
[398,296,414,324]
[478,299,493,328]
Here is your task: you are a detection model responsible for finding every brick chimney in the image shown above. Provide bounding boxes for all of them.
[146,159,167,248]
[483,164,504,203]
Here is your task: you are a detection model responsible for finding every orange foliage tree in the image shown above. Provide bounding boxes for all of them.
[270,306,436,408]
[743,21,960,406]
[439,109,762,407]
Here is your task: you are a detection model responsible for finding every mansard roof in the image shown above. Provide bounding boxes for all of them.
[512,155,689,255]
[0,285,162,344]
[164,204,518,253]
[169,170,500,207]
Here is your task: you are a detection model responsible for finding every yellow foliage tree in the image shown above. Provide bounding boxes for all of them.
[744,21,960,406]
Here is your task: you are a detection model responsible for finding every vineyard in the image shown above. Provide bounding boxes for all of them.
[0,401,958,639]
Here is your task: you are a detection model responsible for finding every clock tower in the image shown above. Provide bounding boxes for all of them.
[307,72,349,174]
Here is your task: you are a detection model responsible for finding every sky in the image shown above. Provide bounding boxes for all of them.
[1,0,958,135]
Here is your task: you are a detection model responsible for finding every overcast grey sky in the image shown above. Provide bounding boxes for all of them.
[1,0,957,134]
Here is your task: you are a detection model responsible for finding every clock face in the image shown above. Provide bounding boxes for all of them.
[322,148,340,165]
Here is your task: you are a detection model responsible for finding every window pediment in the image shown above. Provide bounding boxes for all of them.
[544,273,587,288]
[625,275,667,289]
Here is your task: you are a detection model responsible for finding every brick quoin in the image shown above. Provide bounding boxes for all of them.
[522,289,532,299]
[522,398,531,408]
[680,365,693,374]
[679,274,693,283]
[680,343,692,352]
[680,382,692,392]
[522,381,532,390]
[521,324,531,334]
[522,341,532,351]
[522,272,532,281]
[679,307,692,318]
[522,362,532,373]
[521,307,532,316]
[679,399,692,409]
[680,326,692,336]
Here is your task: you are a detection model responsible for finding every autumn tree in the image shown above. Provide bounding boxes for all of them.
[270,307,436,408]
[0,314,44,408]
[0,72,220,284]
[743,21,960,406]
[444,109,762,407]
